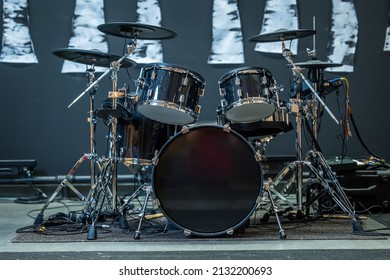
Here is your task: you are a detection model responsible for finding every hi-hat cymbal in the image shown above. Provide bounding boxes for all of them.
[291,59,343,68]
[248,28,316,43]
[97,22,177,40]
[52,48,137,68]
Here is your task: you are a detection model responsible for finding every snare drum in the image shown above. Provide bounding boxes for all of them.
[152,124,263,237]
[136,63,206,125]
[219,67,278,123]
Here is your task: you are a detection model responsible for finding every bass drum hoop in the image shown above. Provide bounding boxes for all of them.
[151,124,263,237]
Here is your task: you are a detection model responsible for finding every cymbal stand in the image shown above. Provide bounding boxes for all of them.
[81,38,139,239]
[302,52,324,217]
[33,66,102,226]
[267,40,362,232]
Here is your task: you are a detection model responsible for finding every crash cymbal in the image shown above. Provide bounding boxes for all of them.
[248,29,316,43]
[291,59,343,68]
[97,22,177,40]
[52,48,136,68]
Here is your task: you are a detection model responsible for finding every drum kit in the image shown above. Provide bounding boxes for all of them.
[34,22,362,240]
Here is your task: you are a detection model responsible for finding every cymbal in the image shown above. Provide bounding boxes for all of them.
[291,59,343,68]
[97,22,177,40]
[248,29,316,43]
[52,48,137,68]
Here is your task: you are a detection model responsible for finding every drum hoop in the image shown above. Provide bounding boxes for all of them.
[153,123,262,167]
[219,66,275,84]
[142,62,205,84]
[227,97,276,110]
[138,100,198,119]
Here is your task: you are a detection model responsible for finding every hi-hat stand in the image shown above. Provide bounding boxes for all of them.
[273,39,362,232]
[248,27,363,235]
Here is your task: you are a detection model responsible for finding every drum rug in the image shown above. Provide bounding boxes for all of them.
[11,213,389,243]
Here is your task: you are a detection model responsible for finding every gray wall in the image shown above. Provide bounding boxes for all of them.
[1,0,390,176]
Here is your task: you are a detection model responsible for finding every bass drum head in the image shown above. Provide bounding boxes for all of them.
[152,124,262,236]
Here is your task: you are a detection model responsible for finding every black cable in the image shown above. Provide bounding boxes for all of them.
[350,113,382,160]
[335,89,348,159]
[304,117,323,153]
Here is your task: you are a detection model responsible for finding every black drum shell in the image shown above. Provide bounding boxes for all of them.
[151,124,263,236]
[219,66,277,123]
[136,63,205,125]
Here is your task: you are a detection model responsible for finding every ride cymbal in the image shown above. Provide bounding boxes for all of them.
[291,59,343,68]
[97,22,177,40]
[248,28,316,43]
[52,48,137,68]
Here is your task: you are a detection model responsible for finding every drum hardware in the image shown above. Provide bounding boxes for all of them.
[249,27,363,232]
[260,178,289,239]
[91,23,178,240]
[131,182,154,240]
[34,48,130,226]
[33,153,102,226]
[36,23,177,238]
[52,48,136,191]
[85,40,141,239]
[135,63,206,125]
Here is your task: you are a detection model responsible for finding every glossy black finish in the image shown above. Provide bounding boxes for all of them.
[98,98,178,166]
[136,63,205,124]
[152,125,262,236]
[219,66,277,122]
[248,29,316,43]
[52,48,136,68]
[97,22,177,40]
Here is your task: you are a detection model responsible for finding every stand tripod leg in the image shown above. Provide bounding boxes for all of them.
[134,184,152,240]
[302,152,363,231]
[87,178,112,240]
[33,154,97,225]
[264,182,287,239]
[118,183,145,229]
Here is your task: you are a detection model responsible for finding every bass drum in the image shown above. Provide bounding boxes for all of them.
[152,124,263,237]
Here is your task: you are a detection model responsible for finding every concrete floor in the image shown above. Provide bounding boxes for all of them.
[1,196,390,260]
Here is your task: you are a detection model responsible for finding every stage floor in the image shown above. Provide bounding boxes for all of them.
[1,198,390,260]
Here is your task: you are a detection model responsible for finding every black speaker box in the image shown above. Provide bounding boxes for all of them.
[336,169,390,212]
